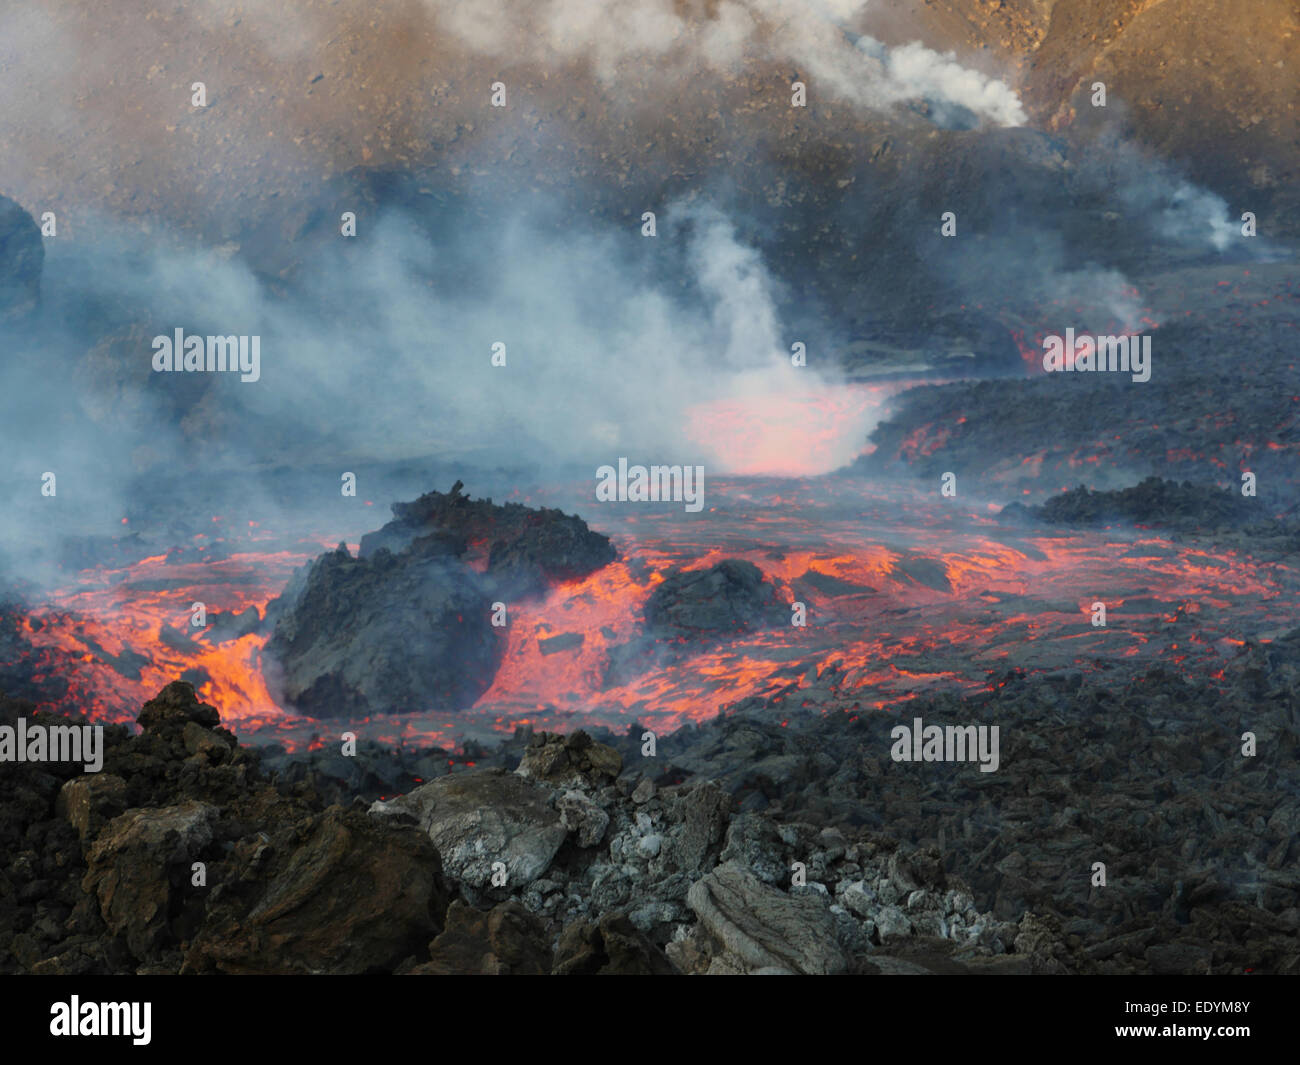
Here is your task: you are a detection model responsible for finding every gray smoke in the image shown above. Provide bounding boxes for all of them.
[0,0,1275,590]
[0,194,878,511]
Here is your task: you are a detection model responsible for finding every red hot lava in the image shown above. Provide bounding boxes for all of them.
[14,477,1297,752]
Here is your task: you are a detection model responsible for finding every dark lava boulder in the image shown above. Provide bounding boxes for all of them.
[183,804,447,975]
[644,559,785,639]
[515,729,623,789]
[0,195,42,322]
[81,801,220,961]
[605,559,787,684]
[264,483,616,718]
[553,912,678,975]
[369,769,568,892]
[138,679,222,736]
[999,477,1267,533]
[263,541,498,718]
[405,899,551,975]
[685,861,848,975]
[360,480,616,596]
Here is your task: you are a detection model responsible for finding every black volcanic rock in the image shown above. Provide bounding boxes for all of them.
[360,480,616,597]
[552,912,677,975]
[6,627,1300,976]
[184,804,447,975]
[81,801,220,960]
[406,899,551,975]
[263,484,616,718]
[644,559,785,639]
[0,195,42,322]
[137,680,223,738]
[999,477,1268,532]
[263,542,497,718]
[605,559,787,686]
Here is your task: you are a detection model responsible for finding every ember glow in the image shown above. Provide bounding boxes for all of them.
[20,550,308,738]
[685,381,905,475]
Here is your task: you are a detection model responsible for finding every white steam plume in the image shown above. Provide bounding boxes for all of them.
[427,0,1026,127]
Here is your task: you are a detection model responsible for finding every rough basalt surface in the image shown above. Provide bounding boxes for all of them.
[1000,477,1274,532]
[3,628,1297,976]
[262,483,616,718]
[643,560,787,640]
[263,541,498,718]
[359,480,616,592]
[183,804,446,975]
[604,558,790,686]
[370,769,568,892]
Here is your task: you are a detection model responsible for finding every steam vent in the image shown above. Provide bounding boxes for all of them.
[0,0,1296,1038]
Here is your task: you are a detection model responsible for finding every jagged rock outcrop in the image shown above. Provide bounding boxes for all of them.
[263,484,616,718]
[81,801,219,960]
[183,805,447,974]
[56,774,128,842]
[405,899,550,975]
[369,769,568,894]
[515,729,623,788]
[552,912,677,975]
[263,541,498,718]
[359,480,616,594]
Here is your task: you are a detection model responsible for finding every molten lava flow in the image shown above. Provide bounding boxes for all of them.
[12,477,1298,750]
[21,550,306,736]
[452,478,1297,736]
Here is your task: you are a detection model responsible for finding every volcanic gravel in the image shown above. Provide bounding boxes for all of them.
[3,603,1296,975]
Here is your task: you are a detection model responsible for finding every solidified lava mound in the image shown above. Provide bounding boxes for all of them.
[263,482,616,718]
[359,480,617,593]
[263,540,497,719]
[603,559,788,687]
[643,560,786,639]
[1000,477,1269,532]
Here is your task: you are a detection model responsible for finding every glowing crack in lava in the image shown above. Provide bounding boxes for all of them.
[13,478,1298,751]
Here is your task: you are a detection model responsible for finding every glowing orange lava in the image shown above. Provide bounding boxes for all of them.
[13,478,1296,750]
